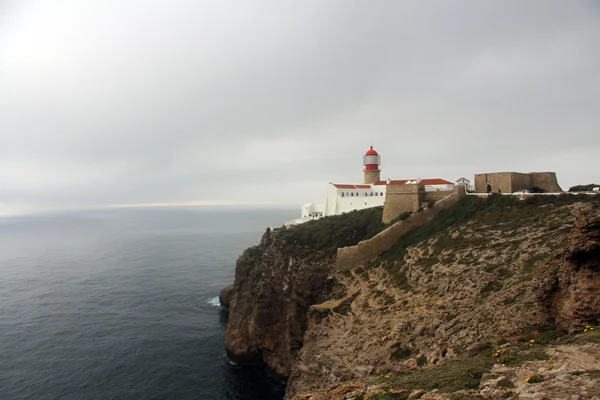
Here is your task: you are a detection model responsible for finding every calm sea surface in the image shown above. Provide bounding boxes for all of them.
[0,206,296,400]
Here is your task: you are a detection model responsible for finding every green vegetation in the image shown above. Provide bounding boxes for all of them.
[558,327,600,344]
[386,356,492,392]
[366,394,403,400]
[275,207,385,259]
[568,183,599,192]
[496,346,548,366]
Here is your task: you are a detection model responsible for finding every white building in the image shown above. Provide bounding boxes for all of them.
[455,177,475,192]
[285,147,456,226]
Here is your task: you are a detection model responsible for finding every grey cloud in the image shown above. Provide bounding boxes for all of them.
[0,0,599,213]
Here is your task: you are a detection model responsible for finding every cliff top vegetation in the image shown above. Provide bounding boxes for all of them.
[274,206,386,259]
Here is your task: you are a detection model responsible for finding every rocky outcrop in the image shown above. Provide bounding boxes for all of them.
[537,202,600,333]
[224,228,336,380]
[219,285,234,310]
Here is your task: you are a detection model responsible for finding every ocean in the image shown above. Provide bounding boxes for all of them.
[0,206,296,400]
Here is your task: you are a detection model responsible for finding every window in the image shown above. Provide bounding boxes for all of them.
[380,192,383,196]
[341,192,344,197]
[351,192,354,196]
[375,192,378,196]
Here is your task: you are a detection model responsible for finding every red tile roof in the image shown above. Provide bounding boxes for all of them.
[376,178,454,186]
[332,184,372,189]
[420,178,454,185]
[334,179,454,188]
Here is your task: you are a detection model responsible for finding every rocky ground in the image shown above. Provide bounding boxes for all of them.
[289,337,600,399]
[287,198,600,399]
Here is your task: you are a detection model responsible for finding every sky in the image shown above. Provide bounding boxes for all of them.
[1,1,599,215]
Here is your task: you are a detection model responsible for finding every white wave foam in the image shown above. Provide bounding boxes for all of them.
[205,296,221,307]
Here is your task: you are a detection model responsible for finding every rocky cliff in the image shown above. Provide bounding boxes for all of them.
[225,208,385,380]
[225,195,600,399]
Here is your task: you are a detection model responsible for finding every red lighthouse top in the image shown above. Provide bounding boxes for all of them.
[365,146,378,156]
[363,146,380,170]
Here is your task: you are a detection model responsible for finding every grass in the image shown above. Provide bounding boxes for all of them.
[558,328,600,344]
[386,356,492,393]
[496,346,549,366]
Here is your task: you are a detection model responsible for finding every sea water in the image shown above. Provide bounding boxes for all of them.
[0,206,295,399]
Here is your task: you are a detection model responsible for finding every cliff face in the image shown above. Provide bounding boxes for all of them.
[538,202,600,333]
[225,196,600,399]
[225,207,385,380]
[225,228,335,379]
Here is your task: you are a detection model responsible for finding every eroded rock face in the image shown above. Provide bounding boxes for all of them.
[539,202,600,333]
[224,229,335,380]
[219,285,234,310]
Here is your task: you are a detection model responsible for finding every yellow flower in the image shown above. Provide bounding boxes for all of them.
[585,329,588,332]
[384,375,390,379]
[525,377,531,382]
[389,388,394,392]
[530,340,535,343]
[591,327,595,331]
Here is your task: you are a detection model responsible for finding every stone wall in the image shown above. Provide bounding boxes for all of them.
[475,172,512,194]
[531,172,563,192]
[510,173,531,193]
[336,186,465,271]
[382,184,423,224]
[475,172,562,193]
[423,190,453,203]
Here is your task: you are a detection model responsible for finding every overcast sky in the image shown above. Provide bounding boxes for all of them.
[1,1,599,214]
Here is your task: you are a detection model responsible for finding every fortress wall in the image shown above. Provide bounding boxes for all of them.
[474,174,487,194]
[336,187,466,272]
[423,190,453,202]
[530,172,563,192]
[475,172,513,193]
[476,172,562,193]
[382,184,423,224]
[509,173,532,193]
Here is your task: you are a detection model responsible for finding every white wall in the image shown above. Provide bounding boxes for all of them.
[301,203,325,218]
[425,184,455,192]
[323,184,386,216]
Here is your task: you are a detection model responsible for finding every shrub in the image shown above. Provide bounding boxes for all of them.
[276,207,386,260]
[388,356,492,392]
[568,184,600,192]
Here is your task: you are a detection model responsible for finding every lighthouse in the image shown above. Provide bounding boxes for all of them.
[363,146,381,184]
